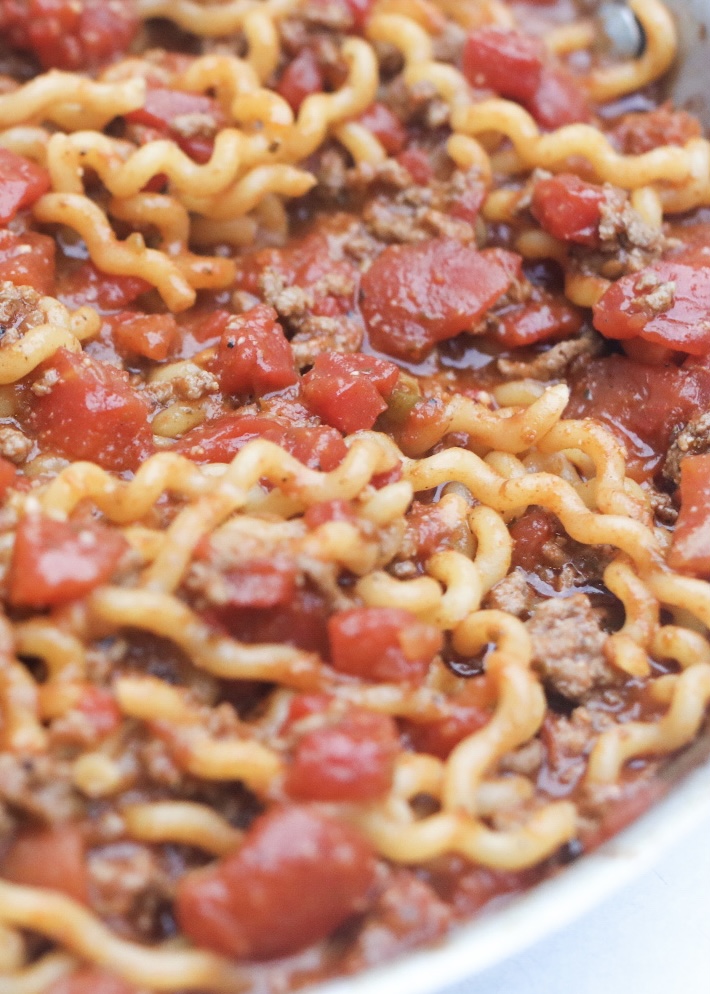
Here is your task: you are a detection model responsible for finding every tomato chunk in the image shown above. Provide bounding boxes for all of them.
[611,104,701,155]
[301,352,399,434]
[0,229,55,295]
[286,709,399,801]
[0,148,50,224]
[220,559,297,609]
[361,238,515,361]
[356,103,407,155]
[1,824,88,903]
[9,514,128,607]
[214,587,330,655]
[463,28,545,103]
[510,507,559,571]
[108,312,178,361]
[668,454,710,575]
[494,295,584,348]
[0,457,17,499]
[1,0,139,71]
[126,88,226,163]
[344,0,374,29]
[531,174,606,247]
[211,305,297,397]
[462,29,589,127]
[277,49,324,112]
[176,414,346,470]
[567,354,710,480]
[58,261,151,313]
[593,262,710,355]
[526,67,591,129]
[328,606,443,682]
[304,499,357,529]
[49,968,138,994]
[176,806,376,959]
[25,348,153,472]
[75,685,122,738]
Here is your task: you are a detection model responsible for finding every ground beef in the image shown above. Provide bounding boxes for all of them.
[484,568,538,618]
[259,265,363,368]
[340,868,452,973]
[362,171,483,245]
[0,425,32,464]
[526,594,615,702]
[557,187,666,282]
[610,104,701,155]
[0,752,84,822]
[0,280,50,343]
[663,410,710,485]
[88,840,176,941]
[497,328,604,380]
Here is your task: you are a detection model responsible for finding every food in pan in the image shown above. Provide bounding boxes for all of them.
[0,0,710,989]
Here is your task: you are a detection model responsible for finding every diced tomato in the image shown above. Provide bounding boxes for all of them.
[526,67,591,129]
[25,348,153,472]
[356,103,407,155]
[125,88,225,163]
[49,968,138,994]
[127,88,223,133]
[407,678,494,759]
[175,414,282,463]
[0,457,17,499]
[668,454,710,575]
[175,414,346,470]
[407,703,490,759]
[211,305,297,397]
[567,354,710,480]
[284,692,334,726]
[328,606,443,683]
[286,709,399,802]
[236,228,359,320]
[1,0,139,71]
[494,295,584,347]
[370,463,403,489]
[611,104,701,155]
[1,824,88,903]
[301,352,399,434]
[344,0,374,29]
[220,559,297,609]
[462,28,545,103]
[593,262,710,355]
[286,424,347,470]
[277,49,324,113]
[0,148,50,224]
[176,806,376,959]
[461,29,589,127]
[531,174,607,247]
[58,261,151,313]
[216,586,330,655]
[108,312,178,361]
[75,685,122,738]
[510,508,559,571]
[0,229,55,295]
[304,499,357,529]
[361,238,515,361]
[395,147,433,184]
[9,514,128,607]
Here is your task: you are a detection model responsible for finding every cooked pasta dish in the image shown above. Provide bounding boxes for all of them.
[0,0,709,990]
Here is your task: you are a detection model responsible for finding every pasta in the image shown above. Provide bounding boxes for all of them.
[1,0,710,990]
